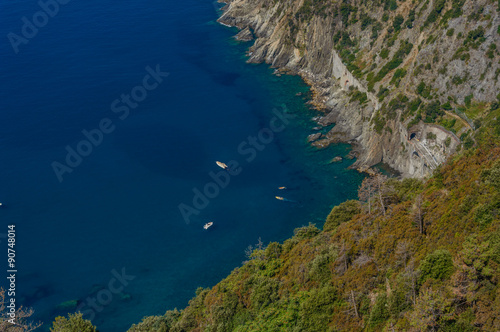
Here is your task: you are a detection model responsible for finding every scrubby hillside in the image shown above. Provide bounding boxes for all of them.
[127,134,500,331]
[121,1,500,331]
[44,1,500,330]
[219,0,500,178]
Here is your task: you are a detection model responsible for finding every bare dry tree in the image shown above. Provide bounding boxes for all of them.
[0,288,41,332]
[358,177,374,214]
[350,290,359,319]
[342,290,359,320]
[402,259,420,306]
[374,174,389,216]
[335,239,350,275]
[359,174,390,216]
[395,240,413,268]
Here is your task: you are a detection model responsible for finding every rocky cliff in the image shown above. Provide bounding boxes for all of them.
[218,0,500,177]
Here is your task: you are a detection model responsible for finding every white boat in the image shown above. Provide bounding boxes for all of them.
[216,161,228,170]
[203,222,213,230]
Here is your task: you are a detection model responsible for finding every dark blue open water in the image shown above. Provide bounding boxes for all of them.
[0,0,364,330]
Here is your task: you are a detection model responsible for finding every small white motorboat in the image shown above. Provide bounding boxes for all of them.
[216,161,229,170]
[203,222,213,230]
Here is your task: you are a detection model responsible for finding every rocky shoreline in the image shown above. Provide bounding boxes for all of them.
[216,0,471,178]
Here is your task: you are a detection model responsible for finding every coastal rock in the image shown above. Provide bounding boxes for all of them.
[307,133,322,143]
[234,27,254,41]
[330,156,343,163]
[215,0,495,178]
[357,166,377,177]
[346,150,357,160]
[312,138,334,149]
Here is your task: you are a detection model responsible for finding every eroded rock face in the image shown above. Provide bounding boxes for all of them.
[235,27,254,41]
[218,0,497,178]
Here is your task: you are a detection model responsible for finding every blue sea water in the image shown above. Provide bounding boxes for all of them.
[0,0,364,330]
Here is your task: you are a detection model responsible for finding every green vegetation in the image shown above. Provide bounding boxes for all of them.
[349,89,368,105]
[418,249,454,283]
[393,14,404,31]
[379,48,389,59]
[123,141,500,331]
[372,40,413,83]
[390,68,406,86]
[51,313,97,332]
[416,81,432,99]
[385,0,398,11]
[128,310,181,331]
[464,26,486,49]
[324,200,360,231]
[487,43,497,59]
[424,0,446,26]
[423,100,444,123]
[340,3,355,26]
[295,0,330,21]
[445,137,451,147]
[372,111,386,134]
[405,9,416,29]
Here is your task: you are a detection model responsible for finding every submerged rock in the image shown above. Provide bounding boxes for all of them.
[56,300,78,311]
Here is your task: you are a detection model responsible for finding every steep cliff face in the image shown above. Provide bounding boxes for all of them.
[219,0,499,178]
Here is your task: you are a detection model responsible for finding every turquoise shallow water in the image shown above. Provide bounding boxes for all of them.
[0,0,364,330]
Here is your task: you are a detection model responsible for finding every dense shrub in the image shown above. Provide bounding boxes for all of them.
[51,313,97,332]
[425,0,446,26]
[482,160,500,191]
[250,277,280,310]
[324,200,361,231]
[416,81,432,99]
[129,311,181,332]
[373,40,413,82]
[419,250,454,283]
[406,9,416,28]
[393,14,404,31]
[294,223,320,239]
[297,286,338,332]
[426,132,437,140]
[368,293,389,328]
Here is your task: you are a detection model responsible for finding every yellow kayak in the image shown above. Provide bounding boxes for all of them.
[275,196,285,201]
